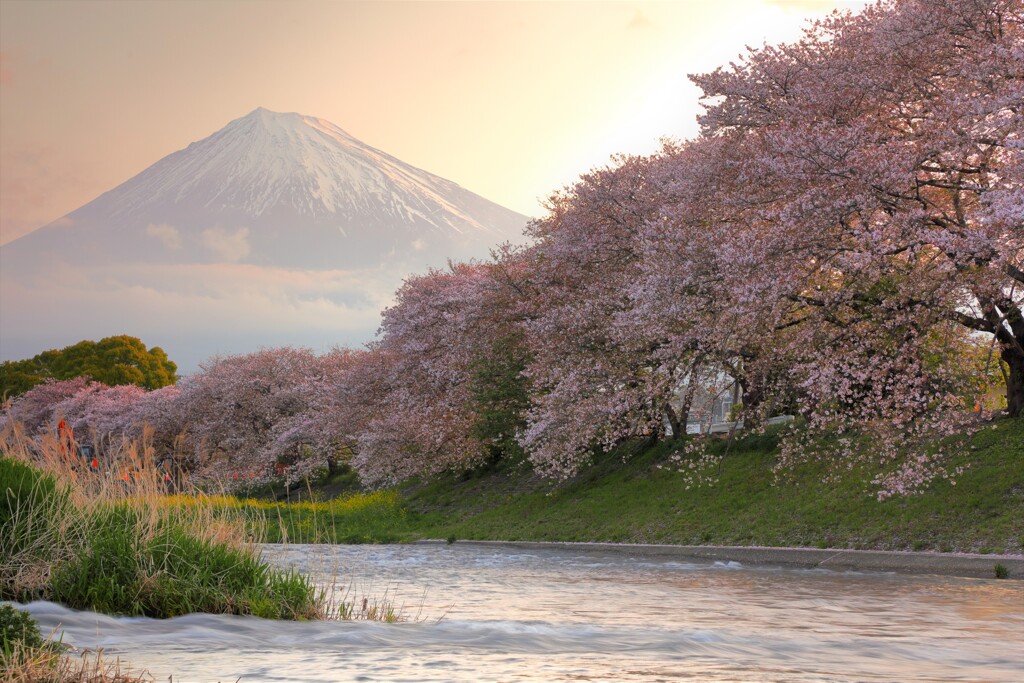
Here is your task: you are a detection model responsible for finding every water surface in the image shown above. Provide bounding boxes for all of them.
[22,543,1024,682]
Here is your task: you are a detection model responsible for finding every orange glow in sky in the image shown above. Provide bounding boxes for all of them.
[0,0,866,245]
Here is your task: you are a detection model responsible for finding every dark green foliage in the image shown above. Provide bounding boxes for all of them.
[50,506,141,615]
[141,526,317,620]
[468,332,531,464]
[994,563,1009,579]
[0,363,47,399]
[0,335,177,398]
[0,458,62,546]
[0,604,44,660]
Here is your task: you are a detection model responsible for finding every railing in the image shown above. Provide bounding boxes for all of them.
[684,414,794,435]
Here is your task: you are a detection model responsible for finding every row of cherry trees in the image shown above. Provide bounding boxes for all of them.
[2,0,1020,495]
[354,0,1022,492]
[1,347,385,484]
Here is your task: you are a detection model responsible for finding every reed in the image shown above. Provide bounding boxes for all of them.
[1,641,152,683]
[1,419,414,627]
[0,421,324,620]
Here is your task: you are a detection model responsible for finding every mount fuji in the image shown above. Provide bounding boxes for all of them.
[2,108,528,270]
[0,109,531,369]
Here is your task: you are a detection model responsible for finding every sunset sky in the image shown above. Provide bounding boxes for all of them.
[1,0,866,246]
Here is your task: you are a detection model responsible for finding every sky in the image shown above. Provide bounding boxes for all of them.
[0,0,867,247]
[1,0,869,370]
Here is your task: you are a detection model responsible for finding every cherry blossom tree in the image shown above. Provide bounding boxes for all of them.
[4,377,94,438]
[351,260,529,486]
[631,136,805,430]
[690,0,1023,418]
[653,0,1024,493]
[53,382,148,447]
[174,347,323,484]
[127,383,188,468]
[517,153,716,477]
[268,347,368,480]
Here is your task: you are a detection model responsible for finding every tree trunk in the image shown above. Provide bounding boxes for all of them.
[671,356,702,437]
[663,403,683,439]
[1003,345,1024,418]
[738,376,765,429]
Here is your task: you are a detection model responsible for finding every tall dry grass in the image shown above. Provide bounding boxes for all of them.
[0,420,322,619]
[2,641,152,683]
[1,418,419,681]
[1,419,412,622]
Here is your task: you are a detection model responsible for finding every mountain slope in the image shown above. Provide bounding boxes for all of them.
[0,108,530,370]
[2,108,528,269]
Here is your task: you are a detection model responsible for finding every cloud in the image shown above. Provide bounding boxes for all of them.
[201,226,250,262]
[0,259,406,371]
[146,223,182,250]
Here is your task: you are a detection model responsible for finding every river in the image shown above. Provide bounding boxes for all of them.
[19,543,1024,682]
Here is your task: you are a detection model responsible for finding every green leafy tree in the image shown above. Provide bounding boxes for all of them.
[0,363,47,399]
[0,336,177,399]
[469,332,531,464]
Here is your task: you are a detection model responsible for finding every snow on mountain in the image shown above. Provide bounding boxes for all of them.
[0,108,531,369]
[2,107,529,269]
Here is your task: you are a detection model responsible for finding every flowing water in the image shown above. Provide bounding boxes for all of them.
[18,543,1024,682]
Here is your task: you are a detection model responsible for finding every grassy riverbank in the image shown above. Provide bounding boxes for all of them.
[167,490,409,544]
[400,418,1024,553]
[68,418,1018,553]
[236,418,1023,554]
[0,451,326,620]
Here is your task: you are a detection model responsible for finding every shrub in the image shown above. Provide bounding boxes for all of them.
[0,457,72,555]
[1,603,44,658]
[41,502,323,620]
[0,458,75,601]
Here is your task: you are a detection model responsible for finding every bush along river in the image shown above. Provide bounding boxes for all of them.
[17,543,1024,682]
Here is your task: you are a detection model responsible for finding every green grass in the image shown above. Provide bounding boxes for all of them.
[47,505,319,619]
[394,418,1024,553]
[0,457,325,619]
[210,419,1021,553]
[255,492,409,544]
[178,490,410,544]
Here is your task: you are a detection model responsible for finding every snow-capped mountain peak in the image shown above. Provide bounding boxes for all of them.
[4,108,527,268]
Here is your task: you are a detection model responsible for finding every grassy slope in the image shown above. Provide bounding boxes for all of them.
[397,418,1024,553]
